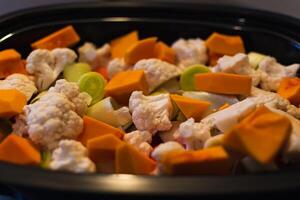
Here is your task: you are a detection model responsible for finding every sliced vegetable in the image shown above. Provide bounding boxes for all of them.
[248,51,266,69]
[278,77,300,106]
[195,72,252,95]
[223,106,291,164]
[155,78,181,94]
[180,64,211,91]
[78,116,125,146]
[0,134,41,166]
[94,66,109,80]
[104,70,149,105]
[176,111,187,122]
[160,146,231,175]
[78,72,106,105]
[208,51,223,66]
[111,31,139,58]
[63,62,91,82]
[0,49,27,78]
[40,150,51,169]
[31,25,80,50]
[154,41,175,64]
[0,89,26,118]
[30,91,47,104]
[206,32,245,55]
[115,143,156,175]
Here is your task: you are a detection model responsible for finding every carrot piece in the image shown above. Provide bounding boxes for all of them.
[0,89,26,118]
[31,25,80,50]
[0,134,41,166]
[278,77,300,106]
[195,72,252,95]
[206,32,245,56]
[208,51,223,66]
[154,41,175,64]
[218,103,230,111]
[94,66,109,80]
[77,116,125,146]
[104,70,149,105]
[0,49,27,78]
[161,146,231,175]
[124,37,157,65]
[223,106,291,164]
[111,31,139,58]
[115,143,156,175]
[170,94,211,121]
[87,134,124,173]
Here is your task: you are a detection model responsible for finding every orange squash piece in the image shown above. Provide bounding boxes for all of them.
[170,94,211,121]
[115,143,156,175]
[154,41,175,64]
[195,72,252,95]
[0,49,27,78]
[218,103,230,111]
[206,32,245,56]
[104,70,149,105]
[208,51,223,66]
[161,146,231,175]
[124,37,157,65]
[78,116,125,146]
[87,134,124,173]
[31,25,80,50]
[0,134,40,165]
[111,31,139,58]
[223,106,291,164]
[278,77,300,106]
[0,89,26,118]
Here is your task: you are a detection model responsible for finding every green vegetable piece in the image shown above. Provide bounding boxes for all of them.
[78,72,106,105]
[157,78,181,93]
[248,52,266,69]
[30,91,47,104]
[40,150,51,169]
[63,62,91,82]
[180,64,210,91]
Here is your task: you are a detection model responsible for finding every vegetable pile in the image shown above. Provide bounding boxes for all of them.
[0,25,300,175]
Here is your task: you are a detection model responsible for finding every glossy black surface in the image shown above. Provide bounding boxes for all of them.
[0,1,300,197]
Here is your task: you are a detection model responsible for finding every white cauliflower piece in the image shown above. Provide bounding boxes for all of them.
[171,38,208,68]
[113,107,132,127]
[78,42,111,69]
[0,74,37,100]
[133,59,181,92]
[175,118,211,150]
[26,48,77,91]
[129,91,173,134]
[107,58,130,79]
[124,130,153,156]
[159,121,180,142]
[49,140,95,173]
[48,79,92,116]
[214,53,260,86]
[151,141,184,161]
[258,56,299,91]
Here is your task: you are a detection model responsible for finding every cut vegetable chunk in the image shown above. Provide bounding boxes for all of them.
[154,41,175,64]
[111,31,139,58]
[206,32,245,55]
[0,49,27,78]
[278,78,300,106]
[0,89,26,118]
[180,64,211,91]
[161,146,230,175]
[0,134,41,165]
[104,70,149,105]
[31,25,80,50]
[78,72,106,105]
[170,94,211,121]
[248,52,266,69]
[124,37,157,65]
[115,143,156,175]
[195,72,252,95]
[223,106,291,164]
[63,62,91,82]
[78,116,125,146]
[208,51,223,66]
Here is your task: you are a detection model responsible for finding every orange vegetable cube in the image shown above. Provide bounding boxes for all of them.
[208,51,223,66]
[154,41,175,64]
[0,89,26,118]
[278,77,300,106]
[0,49,27,78]
[111,31,139,58]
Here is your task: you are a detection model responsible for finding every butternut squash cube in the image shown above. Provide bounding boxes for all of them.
[208,51,223,66]
[278,77,300,106]
[0,49,27,78]
[0,89,26,118]
[111,31,139,58]
[154,41,175,64]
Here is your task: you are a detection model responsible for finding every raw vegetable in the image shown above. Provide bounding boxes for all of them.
[154,41,175,64]
[30,91,47,104]
[0,89,27,118]
[111,31,139,58]
[278,77,300,106]
[31,25,80,50]
[208,51,222,66]
[63,62,91,82]
[0,134,41,166]
[78,72,106,105]
[180,64,211,91]
[0,49,27,78]
[154,78,181,94]
[248,51,266,69]
[40,150,51,169]
[94,66,109,80]
[195,72,252,95]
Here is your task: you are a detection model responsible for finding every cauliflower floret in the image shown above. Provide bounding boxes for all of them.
[258,57,299,91]
[171,38,208,68]
[78,42,111,69]
[114,107,132,127]
[159,121,180,142]
[0,74,37,100]
[48,79,92,116]
[26,48,77,91]
[214,53,260,86]
[133,59,181,92]
[124,130,153,156]
[107,58,130,79]
[129,91,173,134]
[151,141,184,161]
[49,140,95,173]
